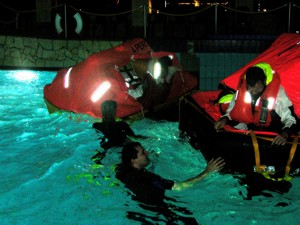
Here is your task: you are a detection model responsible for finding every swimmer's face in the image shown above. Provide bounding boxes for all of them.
[131,145,150,169]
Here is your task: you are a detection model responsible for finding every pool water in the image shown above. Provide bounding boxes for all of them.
[1,70,300,225]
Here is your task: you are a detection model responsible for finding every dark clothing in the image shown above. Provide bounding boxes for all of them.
[93,121,135,150]
[115,164,199,224]
[115,164,174,205]
[248,106,299,136]
[225,106,299,136]
[137,74,171,109]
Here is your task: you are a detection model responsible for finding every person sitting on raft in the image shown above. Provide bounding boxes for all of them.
[214,62,299,146]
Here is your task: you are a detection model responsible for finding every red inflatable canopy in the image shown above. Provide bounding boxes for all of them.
[221,33,300,118]
[44,38,197,118]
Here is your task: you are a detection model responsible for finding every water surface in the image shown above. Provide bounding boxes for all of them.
[0,70,300,225]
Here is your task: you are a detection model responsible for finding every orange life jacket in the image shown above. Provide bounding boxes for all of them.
[229,72,281,127]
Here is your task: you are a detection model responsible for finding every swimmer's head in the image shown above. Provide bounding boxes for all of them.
[121,142,150,169]
[101,100,117,122]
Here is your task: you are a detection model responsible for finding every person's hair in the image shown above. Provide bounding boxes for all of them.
[121,142,141,167]
[158,56,172,76]
[245,66,266,87]
[159,56,172,67]
[101,100,117,122]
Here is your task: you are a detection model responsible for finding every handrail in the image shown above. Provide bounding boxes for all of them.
[0,2,299,40]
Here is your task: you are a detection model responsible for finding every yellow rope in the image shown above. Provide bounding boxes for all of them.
[285,136,299,176]
[250,131,264,172]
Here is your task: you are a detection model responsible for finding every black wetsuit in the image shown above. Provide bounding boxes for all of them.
[115,164,199,224]
[92,121,135,150]
[116,164,174,205]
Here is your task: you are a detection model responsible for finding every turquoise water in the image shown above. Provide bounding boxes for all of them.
[1,70,300,225]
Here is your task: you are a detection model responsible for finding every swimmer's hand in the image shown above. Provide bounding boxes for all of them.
[204,157,225,174]
[172,157,225,191]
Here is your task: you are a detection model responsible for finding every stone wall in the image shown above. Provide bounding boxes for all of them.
[0,35,121,69]
[0,35,259,90]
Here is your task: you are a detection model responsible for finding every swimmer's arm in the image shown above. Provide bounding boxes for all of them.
[172,157,225,191]
[172,170,208,191]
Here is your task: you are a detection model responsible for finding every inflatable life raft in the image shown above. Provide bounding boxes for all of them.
[44,38,198,120]
[179,33,300,181]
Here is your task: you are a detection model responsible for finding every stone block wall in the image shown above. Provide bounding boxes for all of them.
[0,35,121,69]
[0,35,259,90]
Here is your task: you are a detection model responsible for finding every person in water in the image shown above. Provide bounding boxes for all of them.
[214,62,299,145]
[116,142,225,225]
[92,100,145,162]
[115,141,224,223]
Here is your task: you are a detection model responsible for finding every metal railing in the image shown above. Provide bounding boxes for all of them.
[0,2,300,41]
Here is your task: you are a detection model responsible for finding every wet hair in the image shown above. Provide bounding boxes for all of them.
[101,100,117,122]
[245,66,266,87]
[121,141,141,167]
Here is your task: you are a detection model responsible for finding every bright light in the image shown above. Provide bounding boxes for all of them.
[148,0,152,14]
[64,67,73,88]
[255,97,260,106]
[91,81,111,102]
[153,62,162,79]
[10,70,38,82]
[267,97,275,109]
[244,91,251,103]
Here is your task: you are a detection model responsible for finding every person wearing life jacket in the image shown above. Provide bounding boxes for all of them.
[216,88,235,115]
[119,56,180,103]
[214,62,298,146]
[137,56,180,109]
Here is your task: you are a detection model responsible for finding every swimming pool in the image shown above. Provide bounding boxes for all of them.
[1,70,300,225]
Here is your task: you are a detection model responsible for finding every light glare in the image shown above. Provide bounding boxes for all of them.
[244,91,251,103]
[267,97,275,109]
[64,67,73,88]
[11,70,38,82]
[91,81,111,102]
[153,62,162,79]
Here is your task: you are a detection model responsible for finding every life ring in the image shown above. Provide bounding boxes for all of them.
[55,12,83,35]
[55,13,63,34]
[73,12,83,34]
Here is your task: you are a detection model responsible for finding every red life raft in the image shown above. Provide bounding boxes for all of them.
[179,33,300,180]
[44,38,197,119]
